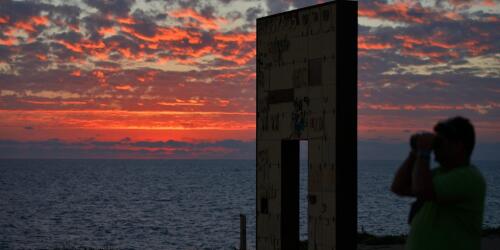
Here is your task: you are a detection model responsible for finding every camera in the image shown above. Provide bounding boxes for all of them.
[410,132,439,151]
[410,135,418,150]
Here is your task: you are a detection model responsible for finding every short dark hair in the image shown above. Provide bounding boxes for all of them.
[434,116,475,159]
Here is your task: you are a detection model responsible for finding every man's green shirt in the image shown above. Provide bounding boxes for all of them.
[406,164,486,250]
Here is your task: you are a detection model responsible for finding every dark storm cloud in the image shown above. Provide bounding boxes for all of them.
[0,0,49,22]
[290,0,327,9]
[358,140,500,161]
[225,11,243,21]
[0,138,497,160]
[47,4,81,24]
[199,5,217,19]
[83,0,135,17]
[177,0,199,9]
[123,19,158,37]
[0,46,10,58]
[52,31,84,42]
[132,140,190,148]
[265,0,291,15]
[81,13,115,38]
[217,0,235,4]
[245,6,264,22]
[0,139,256,159]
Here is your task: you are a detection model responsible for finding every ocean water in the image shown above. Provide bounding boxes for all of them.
[0,159,499,249]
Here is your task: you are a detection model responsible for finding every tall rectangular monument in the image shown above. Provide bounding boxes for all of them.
[256,1,357,250]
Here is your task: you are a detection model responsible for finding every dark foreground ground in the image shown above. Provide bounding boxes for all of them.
[357,227,500,250]
[357,236,500,250]
[298,227,500,250]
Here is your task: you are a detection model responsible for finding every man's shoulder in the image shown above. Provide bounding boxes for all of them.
[434,164,480,175]
[434,165,485,184]
[467,164,487,187]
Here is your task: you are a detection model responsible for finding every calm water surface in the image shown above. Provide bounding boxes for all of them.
[0,159,498,249]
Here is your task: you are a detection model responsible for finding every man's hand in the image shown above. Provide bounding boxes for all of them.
[391,151,416,197]
[415,132,435,151]
[411,132,436,201]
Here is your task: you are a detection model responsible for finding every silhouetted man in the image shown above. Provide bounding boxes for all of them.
[391,116,486,250]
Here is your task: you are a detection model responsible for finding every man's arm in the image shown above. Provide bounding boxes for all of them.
[391,151,416,197]
[412,134,436,201]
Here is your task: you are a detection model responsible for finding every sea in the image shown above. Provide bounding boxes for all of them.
[0,159,498,249]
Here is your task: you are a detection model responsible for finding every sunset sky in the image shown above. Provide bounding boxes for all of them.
[0,0,498,159]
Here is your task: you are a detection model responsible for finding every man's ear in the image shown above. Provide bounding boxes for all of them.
[455,141,466,154]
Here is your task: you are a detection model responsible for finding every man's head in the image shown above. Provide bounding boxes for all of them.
[433,116,475,166]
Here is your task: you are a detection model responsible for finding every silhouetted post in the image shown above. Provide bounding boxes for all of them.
[240,214,246,250]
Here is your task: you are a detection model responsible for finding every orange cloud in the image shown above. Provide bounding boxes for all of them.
[168,45,212,60]
[463,40,491,56]
[394,32,492,59]
[399,47,452,60]
[61,101,87,105]
[215,73,239,79]
[214,32,256,43]
[216,47,256,65]
[147,43,159,49]
[57,40,83,53]
[158,98,206,106]
[14,21,37,33]
[12,16,49,33]
[20,100,58,105]
[358,36,392,50]
[57,39,107,56]
[118,47,134,59]
[394,35,425,49]
[481,0,496,7]
[0,16,9,24]
[0,37,17,46]
[98,26,117,36]
[442,11,463,21]
[431,80,450,87]
[31,16,49,26]
[121,26,200,43]
[0,108,255,144]
[217,99,230,107]
[116,16,136,25]
[358,102,499,114]
[136,71,158,83]
[93,70,105,79]
[121,25,200,44]
[484,16,499,22]
[115,85,133,91]
[358,9,377,17]
[70,70,81,77]
[369,2,427,24]
[89,50,110,60]
[36,53,48,61]
[428,40,455,49]
[68,23,80,32]
[170,8,221,30]
[0,110,256,133]
[81,40,105,49]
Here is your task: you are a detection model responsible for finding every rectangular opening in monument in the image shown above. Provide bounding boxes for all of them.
[281,140,299,250]
[300,140,308,242]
